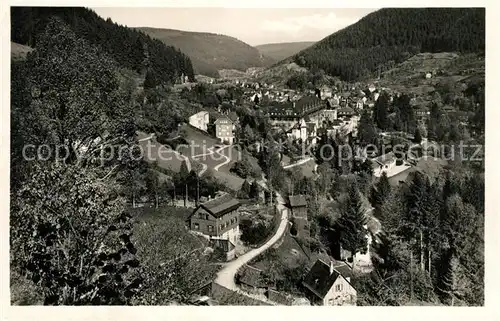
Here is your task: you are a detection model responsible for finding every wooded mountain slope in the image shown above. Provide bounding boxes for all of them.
[11,7,195,86]
[255,41,314,62]
[138,27,275,78]
[291,8,485,81]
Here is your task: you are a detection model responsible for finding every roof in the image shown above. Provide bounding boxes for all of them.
[330,261,353,280]
[214,116,233,125]
[338,106,355,114]
[267,96,324,119]
[190,111,208,118]
[197,194,240,218]
[238,265,267,288]
[302,259,341,299]
[289,195,307,208]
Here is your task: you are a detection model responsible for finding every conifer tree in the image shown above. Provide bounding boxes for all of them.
[335,184,368,255]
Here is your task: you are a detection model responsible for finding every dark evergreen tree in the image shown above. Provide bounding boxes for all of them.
[237,180,251,199]
[249,181,260,200]
[335,184,368,255]
[358,110,379,146]
[413,127,422,144]
[370,172,391,218]
[373,92,390,130]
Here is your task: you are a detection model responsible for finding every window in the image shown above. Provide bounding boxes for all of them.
[335,284,343,292]
[198,213,203,219]
[194,223,199,230]
[205,214,209,220]
[208,225,214,232]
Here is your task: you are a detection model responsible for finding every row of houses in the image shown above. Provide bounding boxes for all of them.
[266,95,360,145]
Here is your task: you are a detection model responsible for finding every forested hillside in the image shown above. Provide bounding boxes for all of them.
[11,7,195,87]
[138,27,275,78]
[292,8,485,81]
[255,41,314,62]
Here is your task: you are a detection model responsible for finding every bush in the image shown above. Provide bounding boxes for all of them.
[239,218,272,246]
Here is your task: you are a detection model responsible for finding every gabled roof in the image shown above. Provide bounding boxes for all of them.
[202,194,240,217]
[302,259,340,299]
[289,195,307,208]
[191,194,240,219]
[214,116,233,125]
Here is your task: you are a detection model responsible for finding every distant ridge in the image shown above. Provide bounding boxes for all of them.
[255,41,315,62]
[138,27,276,78]
[288,8,485,81]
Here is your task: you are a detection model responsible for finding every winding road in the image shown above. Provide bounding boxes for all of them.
[213,188,290,303]
[283,157,313,169]
[138,132,232,176]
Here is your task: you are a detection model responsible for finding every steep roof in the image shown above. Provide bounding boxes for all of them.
[214,116,233,125]
[302,259,340,299]
[197,194,240,218]
[289,195,307,208]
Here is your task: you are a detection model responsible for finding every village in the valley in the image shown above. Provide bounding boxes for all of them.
[9,7,485,307]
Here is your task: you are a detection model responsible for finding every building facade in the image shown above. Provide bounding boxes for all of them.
[215,116,235,145]
[187,194,240,245]
[302,259,357,306]
[189,111,209,132]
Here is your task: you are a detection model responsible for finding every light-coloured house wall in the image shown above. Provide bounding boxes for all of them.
[322,276,357,306]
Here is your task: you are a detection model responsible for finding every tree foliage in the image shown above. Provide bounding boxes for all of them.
[11,7,195,86]
[293,8,485,81]
[11,163,141,305]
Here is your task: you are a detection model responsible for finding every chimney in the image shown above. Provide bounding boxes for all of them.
[329,261,334,275]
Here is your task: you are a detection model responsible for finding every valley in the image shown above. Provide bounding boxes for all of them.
[8,6,485,310]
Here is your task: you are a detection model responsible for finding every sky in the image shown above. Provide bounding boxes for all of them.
[91,8,377,46]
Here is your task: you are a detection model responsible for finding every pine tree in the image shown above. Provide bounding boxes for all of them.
[373,92,389,130]
[413,127,423,144]
[336,184,368,255]
[370,172,391,218]
[249,181,260,200]
[358,110,379,146]
[238,180,251,199]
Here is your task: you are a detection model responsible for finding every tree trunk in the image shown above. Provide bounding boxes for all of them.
[173,186,176,206]
[410,251,414,302]
[196,175,200,206]
[428,249,431,274]
[420,230,424,271]
[132,193,136,208]
[184,184,188,208]
[155,191,159,209]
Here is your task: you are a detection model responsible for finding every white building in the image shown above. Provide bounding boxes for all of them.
[189,111,209,132]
